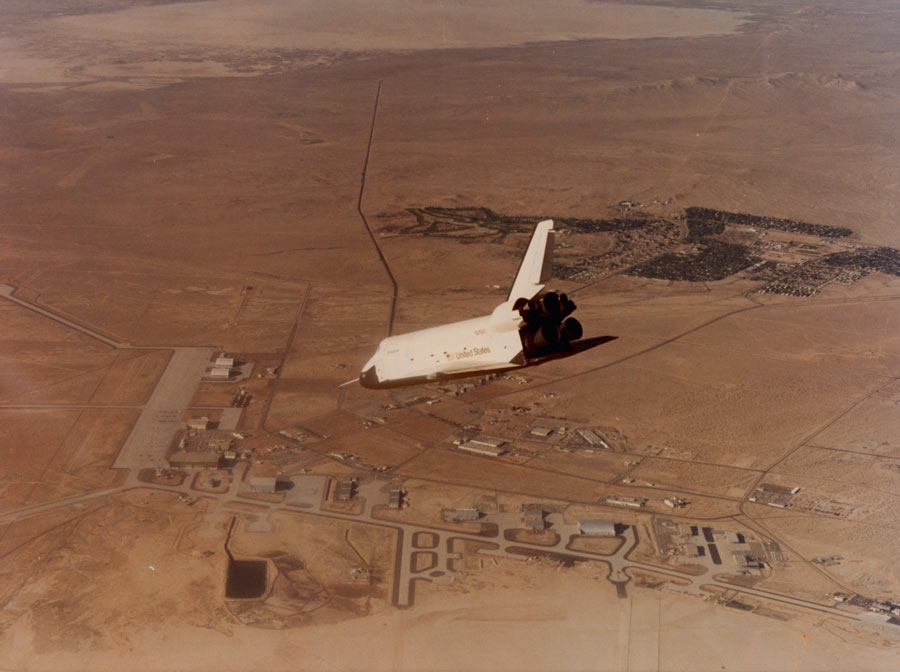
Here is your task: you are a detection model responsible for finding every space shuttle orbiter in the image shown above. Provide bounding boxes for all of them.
[359,220,601,389]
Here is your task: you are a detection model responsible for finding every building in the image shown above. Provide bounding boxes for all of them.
[388,489,404,509]
[685,545,705,558]
[336,478,356,501]
[249,476,277,493]
[442,508,481,522]
[216,356,235,368]
[187,416,209,431]
[606,496,646,509]
[467,437,505,449]
[530,427,553,438]
[458,441,506,457]
[576,428,609,449]
[732,553,769,575]
[523,506,545,531]
[168,451,221,468]
[210,366,231,379]
[579,520,617,537]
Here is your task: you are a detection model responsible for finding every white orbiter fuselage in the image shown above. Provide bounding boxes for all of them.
[359,220,587,389]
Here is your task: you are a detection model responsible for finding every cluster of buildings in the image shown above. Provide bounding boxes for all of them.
[836,593,900,624]
[162,353,254,471]
[208,354,235,380]
[750,483,853,519]
[655,519,776,575]
[447,424,623,459]
[748,483,800,508]
[442,504,618,539]
[168,422,245,469]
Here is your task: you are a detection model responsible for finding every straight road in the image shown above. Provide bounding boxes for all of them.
[0,283,124,348]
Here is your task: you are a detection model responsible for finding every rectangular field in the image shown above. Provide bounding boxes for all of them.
[0,407,135,512]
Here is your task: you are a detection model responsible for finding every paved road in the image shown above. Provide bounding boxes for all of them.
[0,404,144,409]
[0,487,126,523]
[0,283,125,348]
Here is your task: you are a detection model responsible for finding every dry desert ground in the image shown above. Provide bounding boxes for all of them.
[3,1,900,670]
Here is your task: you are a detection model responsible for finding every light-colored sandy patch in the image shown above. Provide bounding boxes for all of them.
[2,1,748,87]
[6,557,899,671]
[47,1,749,52]
[0,37,74,84]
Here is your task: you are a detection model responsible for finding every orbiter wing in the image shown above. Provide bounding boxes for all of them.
[507,220,554,302]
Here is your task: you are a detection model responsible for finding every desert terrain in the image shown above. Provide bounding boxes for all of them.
[3,0,900,670]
